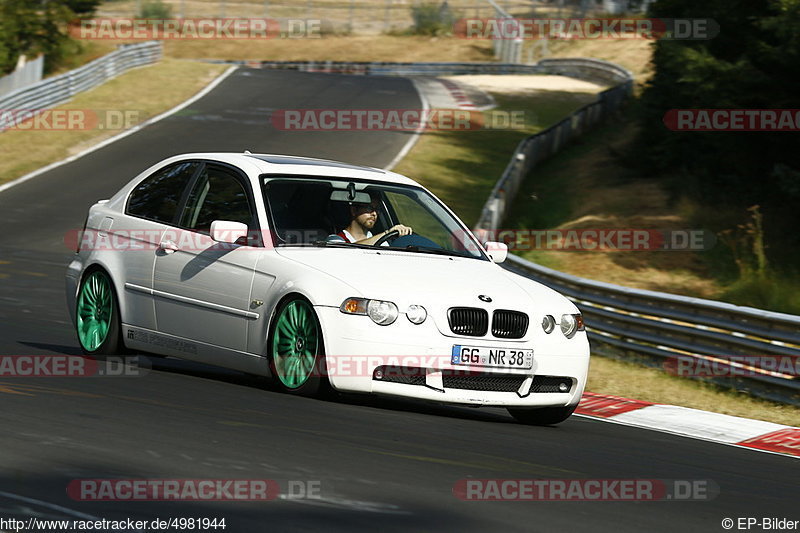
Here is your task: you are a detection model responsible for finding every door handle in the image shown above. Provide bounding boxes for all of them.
[158,240,178,254]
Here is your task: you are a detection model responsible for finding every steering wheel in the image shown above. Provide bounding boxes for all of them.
[374,229,400,246]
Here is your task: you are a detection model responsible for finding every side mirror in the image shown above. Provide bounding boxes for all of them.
[484,241,508,263]
[210,220,248,244]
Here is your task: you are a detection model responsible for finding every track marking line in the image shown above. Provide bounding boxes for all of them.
[0,66,238,196]
[0,490,100,520]
[383,79,429,171]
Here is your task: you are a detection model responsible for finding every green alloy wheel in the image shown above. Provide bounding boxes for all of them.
[269,298,327,396]
[76,270,121,355]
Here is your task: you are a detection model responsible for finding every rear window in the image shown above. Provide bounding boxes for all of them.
[126,161,200,224]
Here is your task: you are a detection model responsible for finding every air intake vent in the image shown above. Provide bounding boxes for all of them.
[529,376,573,393]
[372,366,426,386]
[448,307,489,337]
[492,310,529,339]
[442,371,526,392]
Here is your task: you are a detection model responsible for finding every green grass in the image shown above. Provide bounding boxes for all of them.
[394,90,598,227]
[721,275,800,314]
[589,351,800,427]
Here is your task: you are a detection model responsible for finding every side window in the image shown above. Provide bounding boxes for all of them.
[179,165,254,234]
[126,161,199,224]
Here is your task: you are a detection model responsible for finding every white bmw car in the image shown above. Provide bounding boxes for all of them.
[66,153,590,425]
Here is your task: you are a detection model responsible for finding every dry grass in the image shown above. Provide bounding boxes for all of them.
[162,35,495,62]
[539,38,655,80]
[0,59,228,185]
[507,115,724,299]
[588,355,800,427]
[394,90,600,226]
[96,0,530,34]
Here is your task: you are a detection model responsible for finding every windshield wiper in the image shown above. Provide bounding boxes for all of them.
[308,241,476,258]
[394,245,472,258]
[310,240,373,250]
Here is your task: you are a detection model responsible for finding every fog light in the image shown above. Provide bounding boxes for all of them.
[406,304,427,324]
[560,313,584,338]
[558,381,569,392]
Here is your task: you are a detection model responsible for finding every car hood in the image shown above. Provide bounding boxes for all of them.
[275,247,569,311]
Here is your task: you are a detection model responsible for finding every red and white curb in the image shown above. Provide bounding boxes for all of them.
[437,79,478,109]
[576,392,800,458]
[411,77,494,112]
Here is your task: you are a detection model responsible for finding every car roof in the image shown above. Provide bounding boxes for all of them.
[168,152,422,186]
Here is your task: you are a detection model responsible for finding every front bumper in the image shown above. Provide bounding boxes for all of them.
[65,258,83,328]
[315,306,590,407]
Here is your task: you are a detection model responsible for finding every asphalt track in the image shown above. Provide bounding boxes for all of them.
[0,68,796,532]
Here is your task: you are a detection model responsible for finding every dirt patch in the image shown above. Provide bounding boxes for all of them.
[445,74,605,95]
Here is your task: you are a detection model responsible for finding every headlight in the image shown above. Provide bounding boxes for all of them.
[367,300,398,325]
[541,314,556,334]
[339,297,400,326]
[560,313,585,338]
[406,305,427,324]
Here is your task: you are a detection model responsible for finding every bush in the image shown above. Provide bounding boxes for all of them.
[410,2,456,36]
[138,0,172,19]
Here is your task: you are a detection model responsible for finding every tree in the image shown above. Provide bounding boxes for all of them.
[635,0,800,263]
[64,0,102,16]
[0,0,79,74]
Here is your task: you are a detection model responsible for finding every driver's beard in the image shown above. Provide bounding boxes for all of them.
[357,217,375,233]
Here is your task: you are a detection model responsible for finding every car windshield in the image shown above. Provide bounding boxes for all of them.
[262,176,487,260]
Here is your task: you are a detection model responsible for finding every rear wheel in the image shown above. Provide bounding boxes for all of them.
[507,404,578,426]
[268,297,328,397]
[76,269,123,356]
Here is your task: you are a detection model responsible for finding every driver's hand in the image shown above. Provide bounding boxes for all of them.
[389,224,413,236]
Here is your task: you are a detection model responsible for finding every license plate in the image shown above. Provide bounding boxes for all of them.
[451,345,533,369]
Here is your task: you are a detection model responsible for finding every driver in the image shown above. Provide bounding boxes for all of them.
[336,196,412,245]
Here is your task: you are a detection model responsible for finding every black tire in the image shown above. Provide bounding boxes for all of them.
[507,403,578,426]
[267,297,330,398]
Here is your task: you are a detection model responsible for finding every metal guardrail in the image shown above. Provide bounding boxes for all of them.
[0,41,162,131]
[474,58,633,230]
[221,58,633,81]
[469,57,800,405]
[211,59,546,76]
[503,255,800,405]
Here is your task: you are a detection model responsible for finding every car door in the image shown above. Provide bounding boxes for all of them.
[120,160,202,330]
[152,162,261,353]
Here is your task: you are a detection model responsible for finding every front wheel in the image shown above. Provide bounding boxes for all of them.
[76,269,123,357]
[507,404,578,426]
[267,297,329,397]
